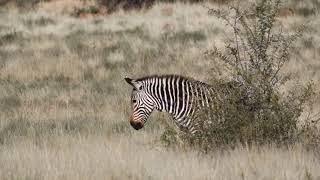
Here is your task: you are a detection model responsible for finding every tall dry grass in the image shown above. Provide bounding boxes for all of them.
[0,1,319,179]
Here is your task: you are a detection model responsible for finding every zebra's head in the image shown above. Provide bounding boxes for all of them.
[124,77,155,130]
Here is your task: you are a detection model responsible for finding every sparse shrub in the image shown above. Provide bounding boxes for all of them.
[157,0,232,4]
[0,29,22,46]
[0,95,21,111]
[161,0,319,152]
[97,0,232,13]
[162,30,206,43]
[296,7,316,17]
[72,5,100,17]
[23,16,56,27]
[160,125,178,147]
[98,0,155,13]
[298,117,320,155]
[0,0,50,9]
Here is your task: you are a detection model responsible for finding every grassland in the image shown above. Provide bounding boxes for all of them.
[0,0,320,179]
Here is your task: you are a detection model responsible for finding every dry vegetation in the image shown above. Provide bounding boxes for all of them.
[0,0,320,179]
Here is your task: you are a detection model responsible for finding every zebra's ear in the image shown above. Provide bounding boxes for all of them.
[124,77,134,86]
[124,77,140,89]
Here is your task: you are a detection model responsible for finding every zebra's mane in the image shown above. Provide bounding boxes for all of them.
[136,74,212,87]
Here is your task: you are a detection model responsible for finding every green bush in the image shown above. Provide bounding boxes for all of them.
[161,0,319,152]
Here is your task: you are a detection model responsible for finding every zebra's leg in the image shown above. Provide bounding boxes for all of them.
[172,117,202,136]
[188,123,202,136]
[176,117,201,135]
[174,120,190,133]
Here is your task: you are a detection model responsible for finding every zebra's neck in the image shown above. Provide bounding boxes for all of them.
[142,76,196,121]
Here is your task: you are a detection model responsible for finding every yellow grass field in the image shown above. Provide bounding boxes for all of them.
[0,0,319,179]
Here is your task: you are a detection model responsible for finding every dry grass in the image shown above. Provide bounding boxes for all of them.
[0,1,319,179]
[1,138,320,179]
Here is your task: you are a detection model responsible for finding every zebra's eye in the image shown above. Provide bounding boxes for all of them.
[132,99,137,103]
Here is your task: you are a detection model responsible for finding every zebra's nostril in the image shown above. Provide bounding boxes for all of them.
[130,120,144,130]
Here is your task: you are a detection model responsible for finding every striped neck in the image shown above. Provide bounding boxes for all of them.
[139,75,193,120]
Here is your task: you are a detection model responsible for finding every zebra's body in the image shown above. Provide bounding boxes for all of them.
[125,75,227,134]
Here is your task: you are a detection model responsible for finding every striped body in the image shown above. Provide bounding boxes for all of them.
[125,75,225,134]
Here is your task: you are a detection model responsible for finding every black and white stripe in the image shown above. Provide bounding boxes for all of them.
[125,75,223,134]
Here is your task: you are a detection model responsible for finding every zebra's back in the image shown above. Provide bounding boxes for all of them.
[125,74,238,134]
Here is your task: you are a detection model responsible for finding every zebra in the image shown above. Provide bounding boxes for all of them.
[124,75,234,134]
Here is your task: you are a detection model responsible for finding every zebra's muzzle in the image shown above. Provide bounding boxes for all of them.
[130,120,144,130]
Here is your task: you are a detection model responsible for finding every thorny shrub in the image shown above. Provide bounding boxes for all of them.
[161,0,319,152]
